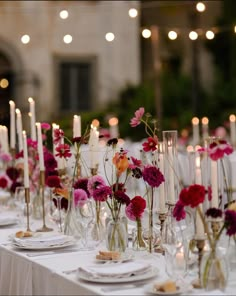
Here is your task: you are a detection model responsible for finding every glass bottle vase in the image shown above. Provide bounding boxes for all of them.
[200,248,229,291]
[105,217,128,252]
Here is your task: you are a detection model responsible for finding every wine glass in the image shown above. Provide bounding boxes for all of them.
[74,199,94,249]
[14,186,31,225]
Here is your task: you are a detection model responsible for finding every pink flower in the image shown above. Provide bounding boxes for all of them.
[74,189,88,207]
[125,196,146,221]
[55,144,72,159]
[41,122,51,131]
[129,157,142,169]
[93,186,112,202]
[208,140,233,161]
[142,165,165,188]
[0,152,12,163]
[142,136,158,152]
[173,200,186,221]
[87,175,106,196]
[130,107,145,127]
[53,129,64,144]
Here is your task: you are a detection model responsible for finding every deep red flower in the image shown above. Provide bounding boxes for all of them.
[46,175,61,188]
[6,167,20,181]
[130,107,145,127]
[15,151,24,159]
[10,181,23,193]
[142,136,158,152]
[112,182,126,192]
[205,207,223,219]
[125,196,146,221]
[187,184,205,208]
[0,176,8,189]
[55,144,72,159]
[173,200,186,221]
[142,165,164,187]
[113,190,130,205]
[73,178,90,197]
[224,210,236,236]
[53,129,64,144]
[179,187,190,206]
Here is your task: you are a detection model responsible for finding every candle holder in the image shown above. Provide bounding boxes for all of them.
[37,171,53,232]
[10,148,16,160]
[192,237,205,289]
[24,187,32,232]
[155,211,167,254]
[90,166,98,176]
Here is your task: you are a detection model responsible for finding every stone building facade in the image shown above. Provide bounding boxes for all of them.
[0,1,140,129]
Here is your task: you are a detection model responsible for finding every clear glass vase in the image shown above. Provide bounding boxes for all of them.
[63,190,82,239]
[91,201,105,243]
[105,217,128,252]
[200,248,229,291]
[132,218,147,251]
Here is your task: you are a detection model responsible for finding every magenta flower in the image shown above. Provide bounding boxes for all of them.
[130,107,145,127]
[53,129,64,144]
[208,140,233,161]
[87,175,106,196]
[93,185,112,202]
[173,200,186,221]
[224,210,236,236]
[74,189,88,207]
[27,139,37,150]
[41,122,51,131]
[55,144,72,159]
[142,165,165,187]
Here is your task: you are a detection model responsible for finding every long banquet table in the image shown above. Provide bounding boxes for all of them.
[0,213,236,296]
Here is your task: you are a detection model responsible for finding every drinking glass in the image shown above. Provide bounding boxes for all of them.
[74,199,94,249]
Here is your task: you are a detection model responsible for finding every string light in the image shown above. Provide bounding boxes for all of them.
[63,34,72,44]
[21,34,30,44]
[206,30,214,40]
[196,2,206,12]
[168,30,177,40]
[105,32,115,42]
[0,78,9,88]
[59,10,69,19]
[128,8,138,18]
[142,28,151,38]
[189,31,198,40]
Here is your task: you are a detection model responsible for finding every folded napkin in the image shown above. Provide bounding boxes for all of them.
[13,234,73,248]
[79,261,152,279]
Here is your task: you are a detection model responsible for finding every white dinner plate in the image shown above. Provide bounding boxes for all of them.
[11,239,77,251]
[77,267,159,283]
[95,253,134,263]
[11,234,77,250]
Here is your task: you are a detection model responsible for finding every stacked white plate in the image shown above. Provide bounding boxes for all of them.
[12,234,76,250]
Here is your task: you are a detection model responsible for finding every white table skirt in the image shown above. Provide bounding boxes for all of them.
[0,216,236,295]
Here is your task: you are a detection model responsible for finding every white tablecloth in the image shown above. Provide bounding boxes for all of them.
[0,213,236,295]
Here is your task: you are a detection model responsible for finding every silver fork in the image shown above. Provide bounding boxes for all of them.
[101,282,145,292]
